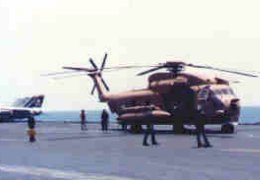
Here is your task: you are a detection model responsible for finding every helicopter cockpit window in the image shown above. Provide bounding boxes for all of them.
[222,89,229,95]
[198,87,210,100]
[219,88,234,95]
[228,88,235,95]
[213,88,235,96]
[214,89,221,95]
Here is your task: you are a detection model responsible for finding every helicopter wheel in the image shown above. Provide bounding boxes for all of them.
[130,124,143,134]
[221,124,234,134]
[174,123,185,134]
[121,123,127,131]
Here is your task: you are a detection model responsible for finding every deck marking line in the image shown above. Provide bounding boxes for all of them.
[221,148,260,153]
[0,164,134,180]
[0,138,22,142]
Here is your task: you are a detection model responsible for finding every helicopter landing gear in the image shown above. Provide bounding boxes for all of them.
[130,124,143,133]
[221,124,234,134]
[121,123,127,131]
[173,123,185,134]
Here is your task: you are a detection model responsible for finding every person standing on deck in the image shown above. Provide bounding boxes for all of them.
[194,111,212,148]
[80,109,87,131]
[101,109,109,131]
[195,86,212,148]
[143,123,158,146]
[27,116,36,142]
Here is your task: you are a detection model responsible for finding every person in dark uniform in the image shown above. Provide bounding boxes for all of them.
[101,109,109,131]
[194,111,212,148]
[27,116,36,142]
[143,123,158,146]
[195,86,212,148]
[80,109,87,131]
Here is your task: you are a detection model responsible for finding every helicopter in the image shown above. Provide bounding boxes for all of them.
[61,53,258,134]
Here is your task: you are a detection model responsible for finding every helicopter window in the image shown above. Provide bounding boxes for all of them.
[198,88,210,100]
[222,89,229,95]
[145,100,150,105]
[122,100,136,108]
[220,88,234,95]
[228,88,235,95]
[214,89,222,95]
[120,104,126,109]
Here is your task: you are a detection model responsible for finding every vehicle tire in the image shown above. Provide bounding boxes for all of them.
[221,124,234,134]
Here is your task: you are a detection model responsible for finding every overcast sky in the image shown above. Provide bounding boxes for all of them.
[1,0,260,110]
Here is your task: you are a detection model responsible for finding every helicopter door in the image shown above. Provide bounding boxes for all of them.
[197,86,210,103]
[164,85,195,119]
[197,86,215,117]
[162,85,183,114]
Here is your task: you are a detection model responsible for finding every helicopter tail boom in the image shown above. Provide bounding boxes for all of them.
[88,73,110,102]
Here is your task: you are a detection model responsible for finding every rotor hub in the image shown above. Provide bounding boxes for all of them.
[164,62,185,74]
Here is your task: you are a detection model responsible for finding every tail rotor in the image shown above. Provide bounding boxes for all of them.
[89,58,99,71]
[62,53,110,95]
[100,53,108,70]
[88,53,110,95]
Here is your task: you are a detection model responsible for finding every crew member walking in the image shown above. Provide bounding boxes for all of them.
[195,112,212,148]
[101,109,109,131]
[27,116,36,142]
[80,109,87,131]
[195,86,212,148]
[143,123,158,146]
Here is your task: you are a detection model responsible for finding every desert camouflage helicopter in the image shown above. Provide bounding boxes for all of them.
[61,53,257,134]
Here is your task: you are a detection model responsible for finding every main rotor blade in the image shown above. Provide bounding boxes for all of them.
[137,66,163,76]
[101,78,110,91]
[41,71,83,76]
[63,66,96,72]
[100,53,108,70]
[186,64,258,78]
[229,80,240,83]
[52,73,88,80]
[212,68,258,77]
[89,58,98,70]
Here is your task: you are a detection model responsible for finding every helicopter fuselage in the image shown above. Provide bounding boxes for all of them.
[63,54,258,132]
[95,72,240,129]
[63,57,249,134]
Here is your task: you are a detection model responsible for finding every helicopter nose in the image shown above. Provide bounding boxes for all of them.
[230,98,240,111]
[231,98,239,104]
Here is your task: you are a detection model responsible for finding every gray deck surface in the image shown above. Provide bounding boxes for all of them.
[1,122,260,180]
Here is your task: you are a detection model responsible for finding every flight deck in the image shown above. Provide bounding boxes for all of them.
[0,122,260,180]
